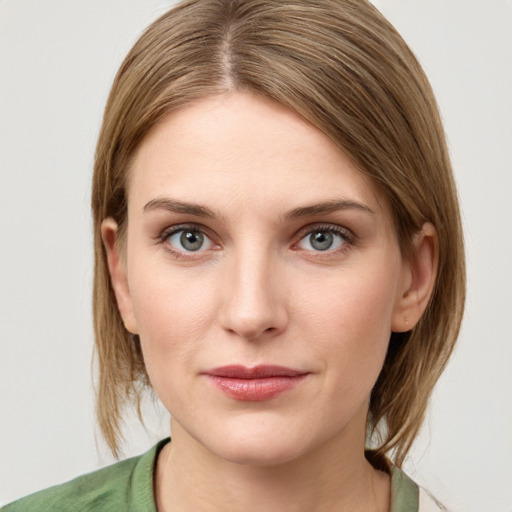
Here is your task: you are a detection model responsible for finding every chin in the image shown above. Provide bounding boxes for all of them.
[212,438,307,468]
[198,418,326,468]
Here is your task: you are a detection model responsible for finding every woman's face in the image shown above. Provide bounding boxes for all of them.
[106,92,415,466]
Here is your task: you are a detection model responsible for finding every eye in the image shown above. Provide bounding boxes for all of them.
[297,228,348,252]
[166,228,214,252]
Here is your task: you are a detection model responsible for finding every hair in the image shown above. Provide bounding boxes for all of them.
[92,0,465,465]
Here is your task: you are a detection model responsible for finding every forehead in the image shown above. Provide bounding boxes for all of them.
[128,92,390,222]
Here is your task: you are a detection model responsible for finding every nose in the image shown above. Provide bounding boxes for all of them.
[219,250,288,341]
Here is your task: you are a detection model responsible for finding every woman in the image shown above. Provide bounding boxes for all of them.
[3,0,465,510]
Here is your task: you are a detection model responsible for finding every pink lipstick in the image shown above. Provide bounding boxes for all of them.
[204,365,308,401]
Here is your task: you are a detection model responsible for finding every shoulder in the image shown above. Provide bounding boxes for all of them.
[1,439,168,512]
[391,467,446,512]
[2,458,139,512]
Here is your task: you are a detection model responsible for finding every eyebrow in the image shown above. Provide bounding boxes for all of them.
[143,197,374,221]
[282,199,375,220]
[143,198,223,220]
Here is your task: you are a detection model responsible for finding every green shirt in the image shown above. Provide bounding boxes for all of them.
[2,439,442,511]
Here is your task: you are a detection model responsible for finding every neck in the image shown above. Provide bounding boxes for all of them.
[155,420,390,512]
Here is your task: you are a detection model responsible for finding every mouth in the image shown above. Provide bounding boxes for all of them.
[203,365,309,401]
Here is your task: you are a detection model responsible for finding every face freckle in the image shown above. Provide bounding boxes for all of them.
[115,91,409,466]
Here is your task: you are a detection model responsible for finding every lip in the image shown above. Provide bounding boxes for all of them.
[203,365,309,401]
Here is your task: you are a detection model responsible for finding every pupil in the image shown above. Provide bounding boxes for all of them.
[311,231,333,251]
[181,231,203,251]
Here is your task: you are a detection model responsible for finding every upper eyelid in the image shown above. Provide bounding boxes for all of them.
[160,223,215,240]
[294,223,354,241]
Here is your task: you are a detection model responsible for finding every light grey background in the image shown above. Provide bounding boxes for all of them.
[1,1,511,510]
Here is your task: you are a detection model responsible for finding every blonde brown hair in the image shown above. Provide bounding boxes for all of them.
[92,0,465,465]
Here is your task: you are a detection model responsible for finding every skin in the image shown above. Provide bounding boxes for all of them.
[102,92,437,512]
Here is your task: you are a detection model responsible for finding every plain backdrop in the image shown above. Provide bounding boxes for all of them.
[1,1,511,510]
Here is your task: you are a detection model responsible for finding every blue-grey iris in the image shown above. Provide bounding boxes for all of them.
[310,231,333,251]
[181,231,204,251]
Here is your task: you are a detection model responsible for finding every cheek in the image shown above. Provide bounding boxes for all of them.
[298,265,399,386]
[130,274,217,415]
[300,265,398,338]
[128,263,218,376]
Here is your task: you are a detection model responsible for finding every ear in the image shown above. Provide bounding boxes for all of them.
[101,218,139,334]
[392,222,438,332]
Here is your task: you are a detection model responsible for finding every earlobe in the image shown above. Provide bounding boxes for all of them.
[392,222,438,333]
[101,218,139,334]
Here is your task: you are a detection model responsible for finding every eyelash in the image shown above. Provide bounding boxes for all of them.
[157,223,355,259]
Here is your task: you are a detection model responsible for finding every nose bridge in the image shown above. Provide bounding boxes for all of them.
[220,242,287,340]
